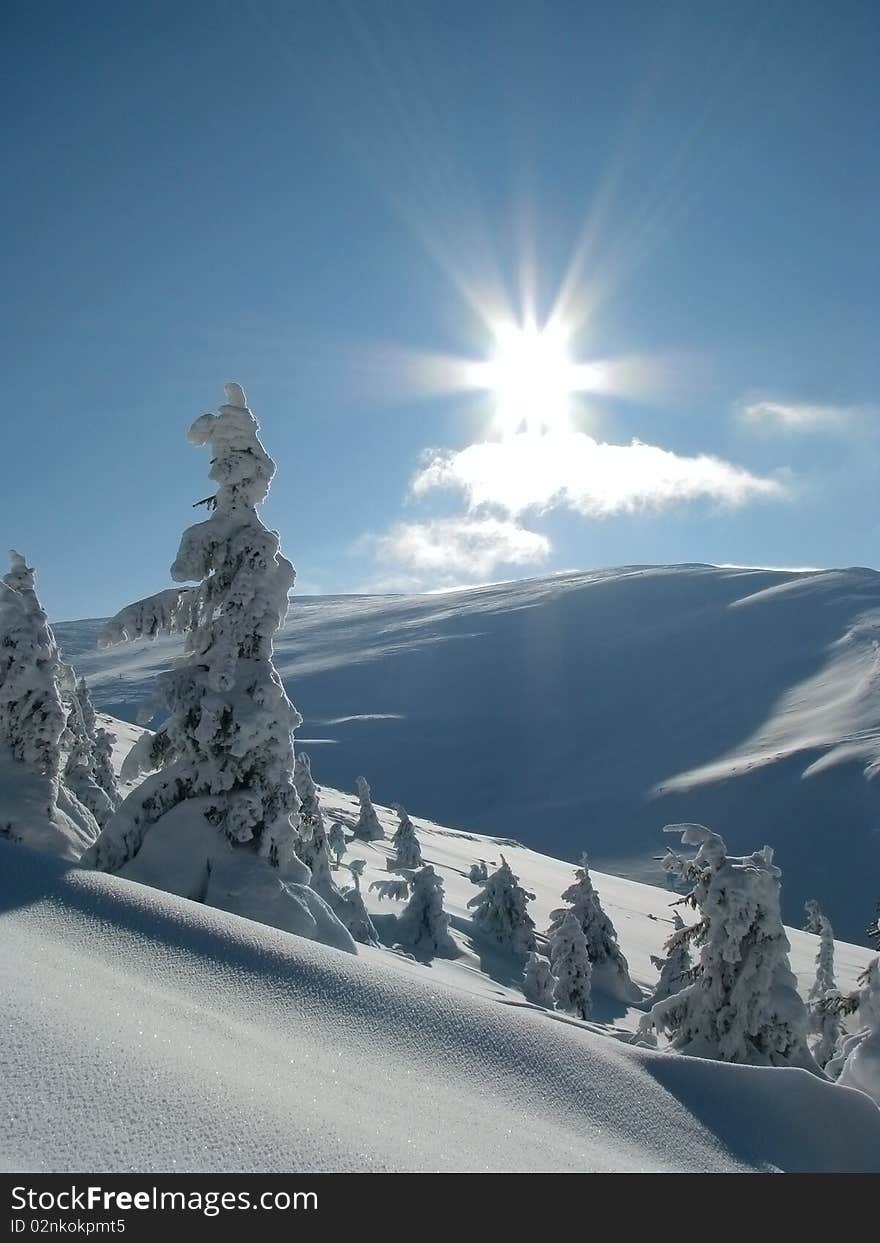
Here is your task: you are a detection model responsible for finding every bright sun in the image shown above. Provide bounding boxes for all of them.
[468,319,600,436]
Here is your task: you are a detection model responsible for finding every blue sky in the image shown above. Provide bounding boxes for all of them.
[3,0,878,619]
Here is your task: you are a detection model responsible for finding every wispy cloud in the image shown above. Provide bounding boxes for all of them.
[368,515,551,582]
[739,400,860,433]
[412,432,787,517]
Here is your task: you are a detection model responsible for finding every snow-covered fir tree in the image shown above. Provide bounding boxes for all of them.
[823,958,880,1104]
[81,384,354,953]
[328,820,347,867]
[550,912,592,1020]
[353,775,384,841]
[522,952,556,1008]
[338,884,379,945]
[92,726,120,811]
[548,854,641,1003]
[389,804,422,870]
[639,824,815,1068]
[293,750,319,823]
[0,552,64,775]
[803,898,842,1069]
[804,898,837,996]
[338,857,379,944]
[289,752,379,940]
[396,864,457,958]
[468,860,489,885]
[369,877,411,902]
[467,854,536,956]
[292,752,333,894]
[62,676,120,828]
[649,911,693,1006]
[0,551,98,857]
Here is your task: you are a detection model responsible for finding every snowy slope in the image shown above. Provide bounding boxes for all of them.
[54,564,880,941]
[3,838,879,1174]
[89,713,880,1016]
[316,784,876,1018]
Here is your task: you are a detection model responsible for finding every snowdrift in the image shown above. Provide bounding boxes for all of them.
[56,564,880,940]
[2,839,878,1174]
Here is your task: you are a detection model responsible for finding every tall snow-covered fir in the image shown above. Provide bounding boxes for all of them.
[639,824,815,1069]
[0,551,98,857]
[81,384,354,953]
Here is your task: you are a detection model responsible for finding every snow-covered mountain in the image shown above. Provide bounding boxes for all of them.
[3,723,878,1172]
[55,564,880,942]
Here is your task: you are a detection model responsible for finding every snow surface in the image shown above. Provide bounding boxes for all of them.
[54,565,880,941]
[3,837,879,1173]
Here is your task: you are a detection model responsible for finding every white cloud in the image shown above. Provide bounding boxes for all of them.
[739,400,856,432]
[370,515,552,580]
[412,431,786,517]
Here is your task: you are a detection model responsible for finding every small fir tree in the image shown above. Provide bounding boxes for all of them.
[370,877,411,902]
[353,775,384,841]
[467,854,536,956]
[396,865,457,958]
[328,821,347,868]
[522,952,556,1008]
[649,911,692,1005]
[823,958,880,1104]
[62,676,120,828]
[468,860,489,885]
[389,805,422,870]
[548,854,641,1003]
[337,858,379,945]
[550,912,592,1020]
[293,752,334,894]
